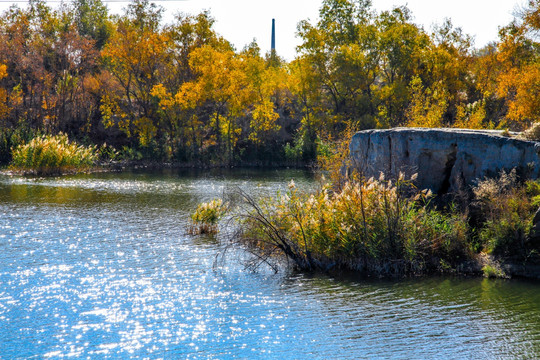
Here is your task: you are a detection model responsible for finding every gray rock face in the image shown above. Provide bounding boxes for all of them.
[349,128,540,193]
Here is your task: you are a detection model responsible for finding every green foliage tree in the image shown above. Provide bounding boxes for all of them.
[72,0,112,49]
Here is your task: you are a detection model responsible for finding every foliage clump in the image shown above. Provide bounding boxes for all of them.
[188,198,228,235]
[235,175,470,276]
[471,169,538,257]
[10,134,97,175]
[518,123,540,141]
[481,264,508,279]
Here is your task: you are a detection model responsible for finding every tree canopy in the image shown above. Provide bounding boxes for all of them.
[1,0,539,165]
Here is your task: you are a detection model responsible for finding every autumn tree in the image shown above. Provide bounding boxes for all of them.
[373,6,432,127]
[72,0,113,49]
[0,0,99,134]
[297,1,436,131]
[0,63,9,120]
[297,0,378,131]
[287,57,326,160]
[168,45,245,163]
[152,39,286,164]
[149,11,231,160]
[241,44,285,150]
[101,0,170,148]
[494,3,540,129]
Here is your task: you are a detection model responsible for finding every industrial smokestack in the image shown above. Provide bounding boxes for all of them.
[271,18,276,52]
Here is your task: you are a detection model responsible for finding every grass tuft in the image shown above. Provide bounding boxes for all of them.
[188,198,228,235]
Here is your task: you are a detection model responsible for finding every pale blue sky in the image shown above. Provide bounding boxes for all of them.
[0,0,525,60]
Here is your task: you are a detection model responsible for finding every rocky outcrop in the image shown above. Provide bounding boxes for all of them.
[349,128,540,193]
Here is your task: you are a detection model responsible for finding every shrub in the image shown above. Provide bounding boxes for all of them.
[284,139,304,163]
[0,127,38,165]
[10,133,97,175]
[97,143,119,162]
[519,122,540,141]
[236,175,470,276]
[118,146,143,161]
[188,198,228,235]
[472,169,535,257]
[482,264,508,279]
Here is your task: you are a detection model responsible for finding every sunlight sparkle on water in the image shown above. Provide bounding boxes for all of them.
[0,170,538,359]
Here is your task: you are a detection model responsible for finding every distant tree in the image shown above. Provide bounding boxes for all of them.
[72,0,112,49]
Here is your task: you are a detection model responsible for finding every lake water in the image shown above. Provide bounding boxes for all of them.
[1,168,539,359]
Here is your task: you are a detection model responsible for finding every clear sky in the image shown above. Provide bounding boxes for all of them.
[0,0,526,60]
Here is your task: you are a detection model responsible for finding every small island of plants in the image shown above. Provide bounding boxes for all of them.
[9,133,97,176]
[192,141,540,279]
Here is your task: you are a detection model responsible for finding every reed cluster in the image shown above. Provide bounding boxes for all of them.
[236,175,470,276]
[471,169,540,257]
[188,199,228,235]
[10,134,97,175]
[232,169,540,276]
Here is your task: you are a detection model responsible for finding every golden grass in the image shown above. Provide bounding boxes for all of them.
[10,133,97,175]
[188,199,228,235]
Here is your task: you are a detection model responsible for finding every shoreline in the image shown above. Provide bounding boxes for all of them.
[288,254,540,281]
[3,164,539,282]
[0,160,313,177]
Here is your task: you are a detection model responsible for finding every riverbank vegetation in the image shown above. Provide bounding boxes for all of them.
[2,0,540,169]
[10,133,97,175]
[230,168,540,277]
[204,132,540,278]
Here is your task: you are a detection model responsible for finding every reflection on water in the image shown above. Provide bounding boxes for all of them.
[0,169,539,359]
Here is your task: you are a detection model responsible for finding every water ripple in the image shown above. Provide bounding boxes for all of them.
[0,171,539,359]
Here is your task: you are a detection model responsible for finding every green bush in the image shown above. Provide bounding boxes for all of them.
[97,143,119,162]
[284,132,306,163]
[482,264,508,279]
[10,133,97,175]
[118,146,143,161]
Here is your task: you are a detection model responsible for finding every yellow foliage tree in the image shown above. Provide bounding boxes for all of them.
[241,49,283,145]
[0,63,9,119]
[494,11,540,129]
[406,76,448,128]
[453,102,487,129]
[100,0,170,146]
[498,64,540,127]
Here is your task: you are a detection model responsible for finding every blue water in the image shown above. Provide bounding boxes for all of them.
[1,169,539,359]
